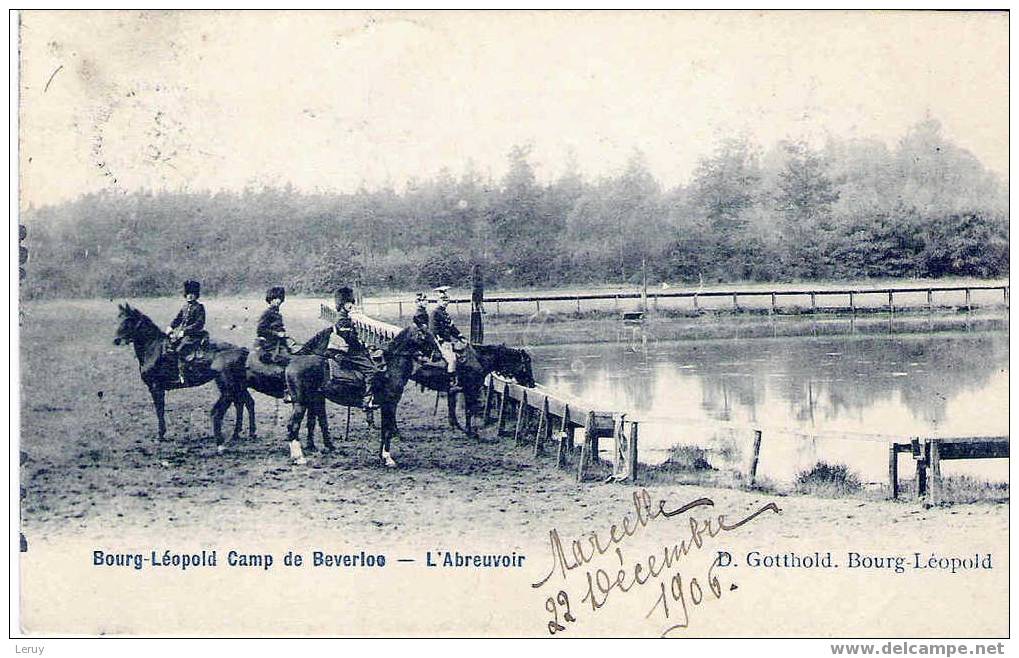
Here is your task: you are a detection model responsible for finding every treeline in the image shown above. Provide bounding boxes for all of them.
[21,118,1009,299]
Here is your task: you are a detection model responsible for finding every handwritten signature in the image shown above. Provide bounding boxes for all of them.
[532,488,781,637]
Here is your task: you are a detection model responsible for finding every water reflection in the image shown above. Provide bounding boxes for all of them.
[530,332,1008,483]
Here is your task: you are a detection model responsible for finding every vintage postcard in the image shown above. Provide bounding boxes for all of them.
[13,10,1009,640]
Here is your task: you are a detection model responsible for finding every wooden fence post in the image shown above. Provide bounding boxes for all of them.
[534,397,549,457]
[849,291,855,314]
[732,292,739,311]
[495,382,510,436]
[928,439,941,505]
[556,405,572,468]
[888,443,899,500]
[888,290,894,315]
[627,422,639,483]
[576,296,581,313]
[398,301,403,318]
[926,289,933,312]
[965,288,972,312]
[771,292,777,314]
[810,292,817,314]
[693,293,699,310]
[513,391,529,445]
[577,411,596,482]
[747,429,763,486]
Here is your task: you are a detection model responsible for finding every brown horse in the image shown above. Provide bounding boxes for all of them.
[412,343,535,440]
[113,303,254,449]
[284,325,432,466]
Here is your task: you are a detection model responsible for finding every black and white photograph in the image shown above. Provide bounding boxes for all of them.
[11,9,1009,640]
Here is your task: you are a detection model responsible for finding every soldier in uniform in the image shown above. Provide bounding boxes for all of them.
[332,286,381,410]
[256,286,294,403]
[428,286,467,392]
[166,280,207,384]
[257,286,291,365]
[411,292,431,335]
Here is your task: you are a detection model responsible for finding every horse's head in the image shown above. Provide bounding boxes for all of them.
[493,344,536,388]
[298,327,334,356]
[114,303,162,346]
[387,323,432,359]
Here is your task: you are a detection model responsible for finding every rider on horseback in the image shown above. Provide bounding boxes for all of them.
[331,286,381,411]
[257,285,295,403]
[257,286,291,365]
[428,286,467,392]
[412,291,431,335]
[166,280,207,384]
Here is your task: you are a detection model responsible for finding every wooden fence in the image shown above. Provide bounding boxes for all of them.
[350,310,1007,496]
[889,436,1009,504]
[368,283,1010,318]
[348,311,637,483]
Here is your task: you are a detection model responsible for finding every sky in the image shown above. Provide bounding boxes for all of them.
[18,10,1009,208]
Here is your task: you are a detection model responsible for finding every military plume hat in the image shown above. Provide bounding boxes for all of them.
[266,286,286,303]
[183,280,201,297]
[335,286,356,308]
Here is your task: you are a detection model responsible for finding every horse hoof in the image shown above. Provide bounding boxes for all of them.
[383,458,397,469]
[216,444,226,455]
[305,444,318,453]
[292,457,307,466]
[323,443,335,453]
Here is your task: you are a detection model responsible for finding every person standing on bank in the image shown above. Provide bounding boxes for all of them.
[428,286,466,392]
[332,286,381,410]
[166,279,207,384]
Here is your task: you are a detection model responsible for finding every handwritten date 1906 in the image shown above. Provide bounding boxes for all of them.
[534,490,781,636]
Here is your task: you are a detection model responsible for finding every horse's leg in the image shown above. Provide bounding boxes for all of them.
[317,399,334,452]
[447,389,463,432]
[231,399,244,441]
[210,394,231,449]
[149,386,166,441]
[304,400,318,453]
[244,390,257,439]
[380,405,396,468]
[286,402,307,444]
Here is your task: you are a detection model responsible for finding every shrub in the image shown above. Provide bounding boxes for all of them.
[795,461,862,496]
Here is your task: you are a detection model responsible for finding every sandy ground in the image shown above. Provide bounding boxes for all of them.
[16,297,1009,636]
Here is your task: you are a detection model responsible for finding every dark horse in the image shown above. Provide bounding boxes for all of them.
[113,303,253,448]
[241,327,334,443]
[412,343,535,440]
[285,325,432,466]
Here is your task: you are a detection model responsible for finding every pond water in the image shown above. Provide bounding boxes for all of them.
[528,331,1009,485]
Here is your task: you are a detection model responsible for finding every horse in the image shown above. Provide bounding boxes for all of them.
[284,325,432,466]
[113,303,254,448]
[242,326,335,443]
[411,343,535,440]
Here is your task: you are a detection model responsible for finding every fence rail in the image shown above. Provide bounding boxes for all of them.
[365,283,1010,318]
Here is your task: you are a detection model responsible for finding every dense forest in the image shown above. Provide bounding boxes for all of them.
[21,118,1009,299]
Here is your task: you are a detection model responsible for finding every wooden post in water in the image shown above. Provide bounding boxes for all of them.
[495,382,510,435]
[888,443,899,500]
[747,429,764,487]
[513,391,529,445]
